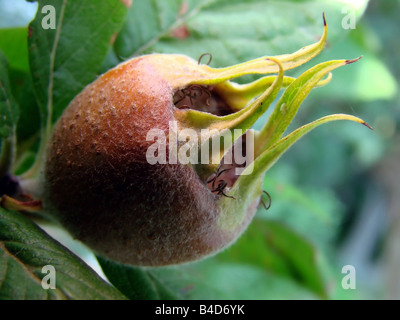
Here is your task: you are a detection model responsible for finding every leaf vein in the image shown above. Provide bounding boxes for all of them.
[46,0,68,138]
[133,0,214,56]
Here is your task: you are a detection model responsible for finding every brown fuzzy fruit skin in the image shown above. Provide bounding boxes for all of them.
[43,55,258,266]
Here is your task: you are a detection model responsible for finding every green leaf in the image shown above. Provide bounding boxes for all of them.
[260,167,344,251]
[4,70,41,175]
[24,0,129,178]
[98,255,318,300]
[217,218,328,298]
[0,26,41,149]
[263,177,334,225]
[115,0,191,58]
[11,72,41,147]
[115,0,369,69]
[0,51,19,176]
[28,0,129,128]
[0,52,18,141]
[0,28,30,73]
[97,256,178,300]
[0,207,127,300]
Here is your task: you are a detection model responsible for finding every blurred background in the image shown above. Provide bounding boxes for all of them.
[0,0,399,299]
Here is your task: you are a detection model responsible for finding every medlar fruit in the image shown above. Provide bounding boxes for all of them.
[42,18,368,266]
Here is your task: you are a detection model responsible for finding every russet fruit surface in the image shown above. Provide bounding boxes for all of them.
[44,55,258,266]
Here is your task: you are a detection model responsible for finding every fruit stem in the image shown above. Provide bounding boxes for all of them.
[1,194,43,213]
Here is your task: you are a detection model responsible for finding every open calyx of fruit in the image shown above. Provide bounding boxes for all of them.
[5,16,370,267]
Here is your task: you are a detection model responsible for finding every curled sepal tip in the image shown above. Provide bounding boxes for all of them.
[229,113,371,202]
[254,58,362,156]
